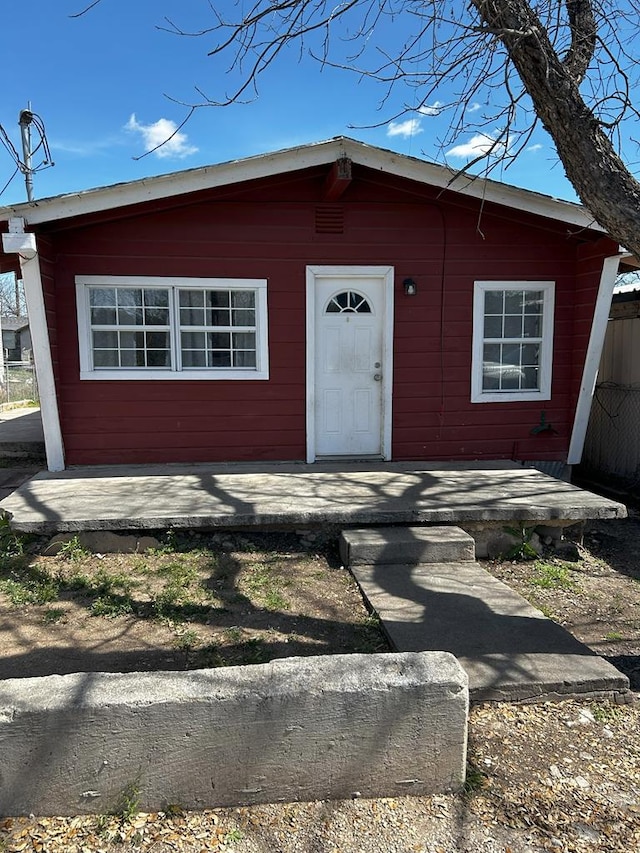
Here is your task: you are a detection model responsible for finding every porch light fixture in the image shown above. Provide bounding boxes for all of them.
[403,278,418,296]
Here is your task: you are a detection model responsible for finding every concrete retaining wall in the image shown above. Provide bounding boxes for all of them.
[0,652,468,817]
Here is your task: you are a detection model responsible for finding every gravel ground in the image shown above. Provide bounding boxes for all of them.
[2,697,638,853]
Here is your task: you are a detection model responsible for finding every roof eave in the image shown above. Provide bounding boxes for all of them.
[0,136,605,234]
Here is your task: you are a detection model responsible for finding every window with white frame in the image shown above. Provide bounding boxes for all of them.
[76,276,269,380]
[471,281,554,403]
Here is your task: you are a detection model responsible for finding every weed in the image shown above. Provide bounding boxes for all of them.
[0,568,59,605]
[264,589,290,610]
[534,602,558,619]
[590,701,623,724]
[62,570,87,590]
[93,567,134,596]
[355,614,388,653]
[463,764,488,797]
[42,607,66,624]
[162,803,184,817]
[174,629,200,651]
[225,828,245,843]
[225,626,243,642]
[0,516,24,562]
[197,642,225,667]
[57,535,90,562]
[112,780,141,822]
[244,563,290,610]
[604,630,624,641]
[503,524,538,560]
[90,593,134,617]
[244,636,270,664]
[530,561,577,590]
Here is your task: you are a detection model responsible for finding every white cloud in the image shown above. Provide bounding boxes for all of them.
[387,119,423,139]
[418,101,443,117]
[126,114,198,159]
[446,133,506,160]
[527,143,543,153]
[468,102,482,113]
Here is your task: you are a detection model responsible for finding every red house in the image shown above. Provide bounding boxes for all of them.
[0,138,627,472]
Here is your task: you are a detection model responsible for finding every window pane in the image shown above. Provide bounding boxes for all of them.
[231,291,255,308]
[210,351,232,367]
[181,331,205,349]
[93,330,118,349]
[504,290,524,314]
[522,366,540,389]
[483,343,501,363]
[146,331,169,349]
[208,309,231,326]
[209,332,231,349]
[180,290,205,308]
[120,350,138,367]
[147,350,170,367]
[523,315,542,337]
[207,290,230,307]
[91,307,117,325]
[119,331,145,350]
[524,291,543,314]
[144,307,169,326]
[483,316,502,338]
[234,350,256,367]
[232,309,255,326]
[484,291,503,314]
[118,307,143,325]
[180,308,205,326]
[504,315,523,338]
[521,344,540,366]
[93,350,119,368]
[144,289,169,308]
[117,289,142,307]
[233,332,256,350]
[90,288,116,307]
[182,350,207,367]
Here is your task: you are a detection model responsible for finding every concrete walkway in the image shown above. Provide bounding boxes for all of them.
[0,460,626,533]
[351,561,629,702]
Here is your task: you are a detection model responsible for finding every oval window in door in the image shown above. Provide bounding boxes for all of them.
[325,291,372,314]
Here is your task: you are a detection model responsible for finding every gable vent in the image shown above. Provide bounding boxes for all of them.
[315,205,344,234]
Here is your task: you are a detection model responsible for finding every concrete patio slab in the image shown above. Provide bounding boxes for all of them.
[351,561,630,702]
[0,461,627,534]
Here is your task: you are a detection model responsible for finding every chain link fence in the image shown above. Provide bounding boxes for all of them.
[0,361,39,408]
[582,382,640,485]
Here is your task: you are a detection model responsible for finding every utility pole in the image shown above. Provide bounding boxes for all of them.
[18,107,34,203]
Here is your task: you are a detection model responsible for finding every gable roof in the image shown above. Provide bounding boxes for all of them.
[1,316,29,331]
[0,136,604,233]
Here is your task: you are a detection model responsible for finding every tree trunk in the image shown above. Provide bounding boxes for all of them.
[473,0,640,259]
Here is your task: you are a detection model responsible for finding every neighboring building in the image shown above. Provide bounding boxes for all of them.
[0,137,631,471]
[1,316,31,362]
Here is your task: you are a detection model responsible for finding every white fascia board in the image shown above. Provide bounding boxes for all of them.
[0,136,604,234]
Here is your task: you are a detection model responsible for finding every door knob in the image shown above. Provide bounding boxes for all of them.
[373,373,382,381]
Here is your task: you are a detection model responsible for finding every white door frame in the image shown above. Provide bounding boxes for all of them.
[306,265,394,463]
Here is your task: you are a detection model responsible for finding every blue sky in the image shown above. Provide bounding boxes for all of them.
[0,0,616,206]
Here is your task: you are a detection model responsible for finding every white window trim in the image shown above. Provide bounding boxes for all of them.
[471,280,555,403]
[76,276,269,380]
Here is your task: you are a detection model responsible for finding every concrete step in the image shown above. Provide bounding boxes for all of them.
[340,525,475,566]
[350,560,630,702]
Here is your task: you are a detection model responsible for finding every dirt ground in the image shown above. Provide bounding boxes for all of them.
[0,528,385,680]
[1,512,639,852]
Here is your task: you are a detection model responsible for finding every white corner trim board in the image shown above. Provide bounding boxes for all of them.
[1,222,65,471]
[568,253,625,465]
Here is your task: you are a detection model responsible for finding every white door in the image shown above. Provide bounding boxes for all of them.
[307,267,393,460]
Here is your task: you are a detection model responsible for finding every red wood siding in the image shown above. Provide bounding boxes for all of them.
[39,165,617,465]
